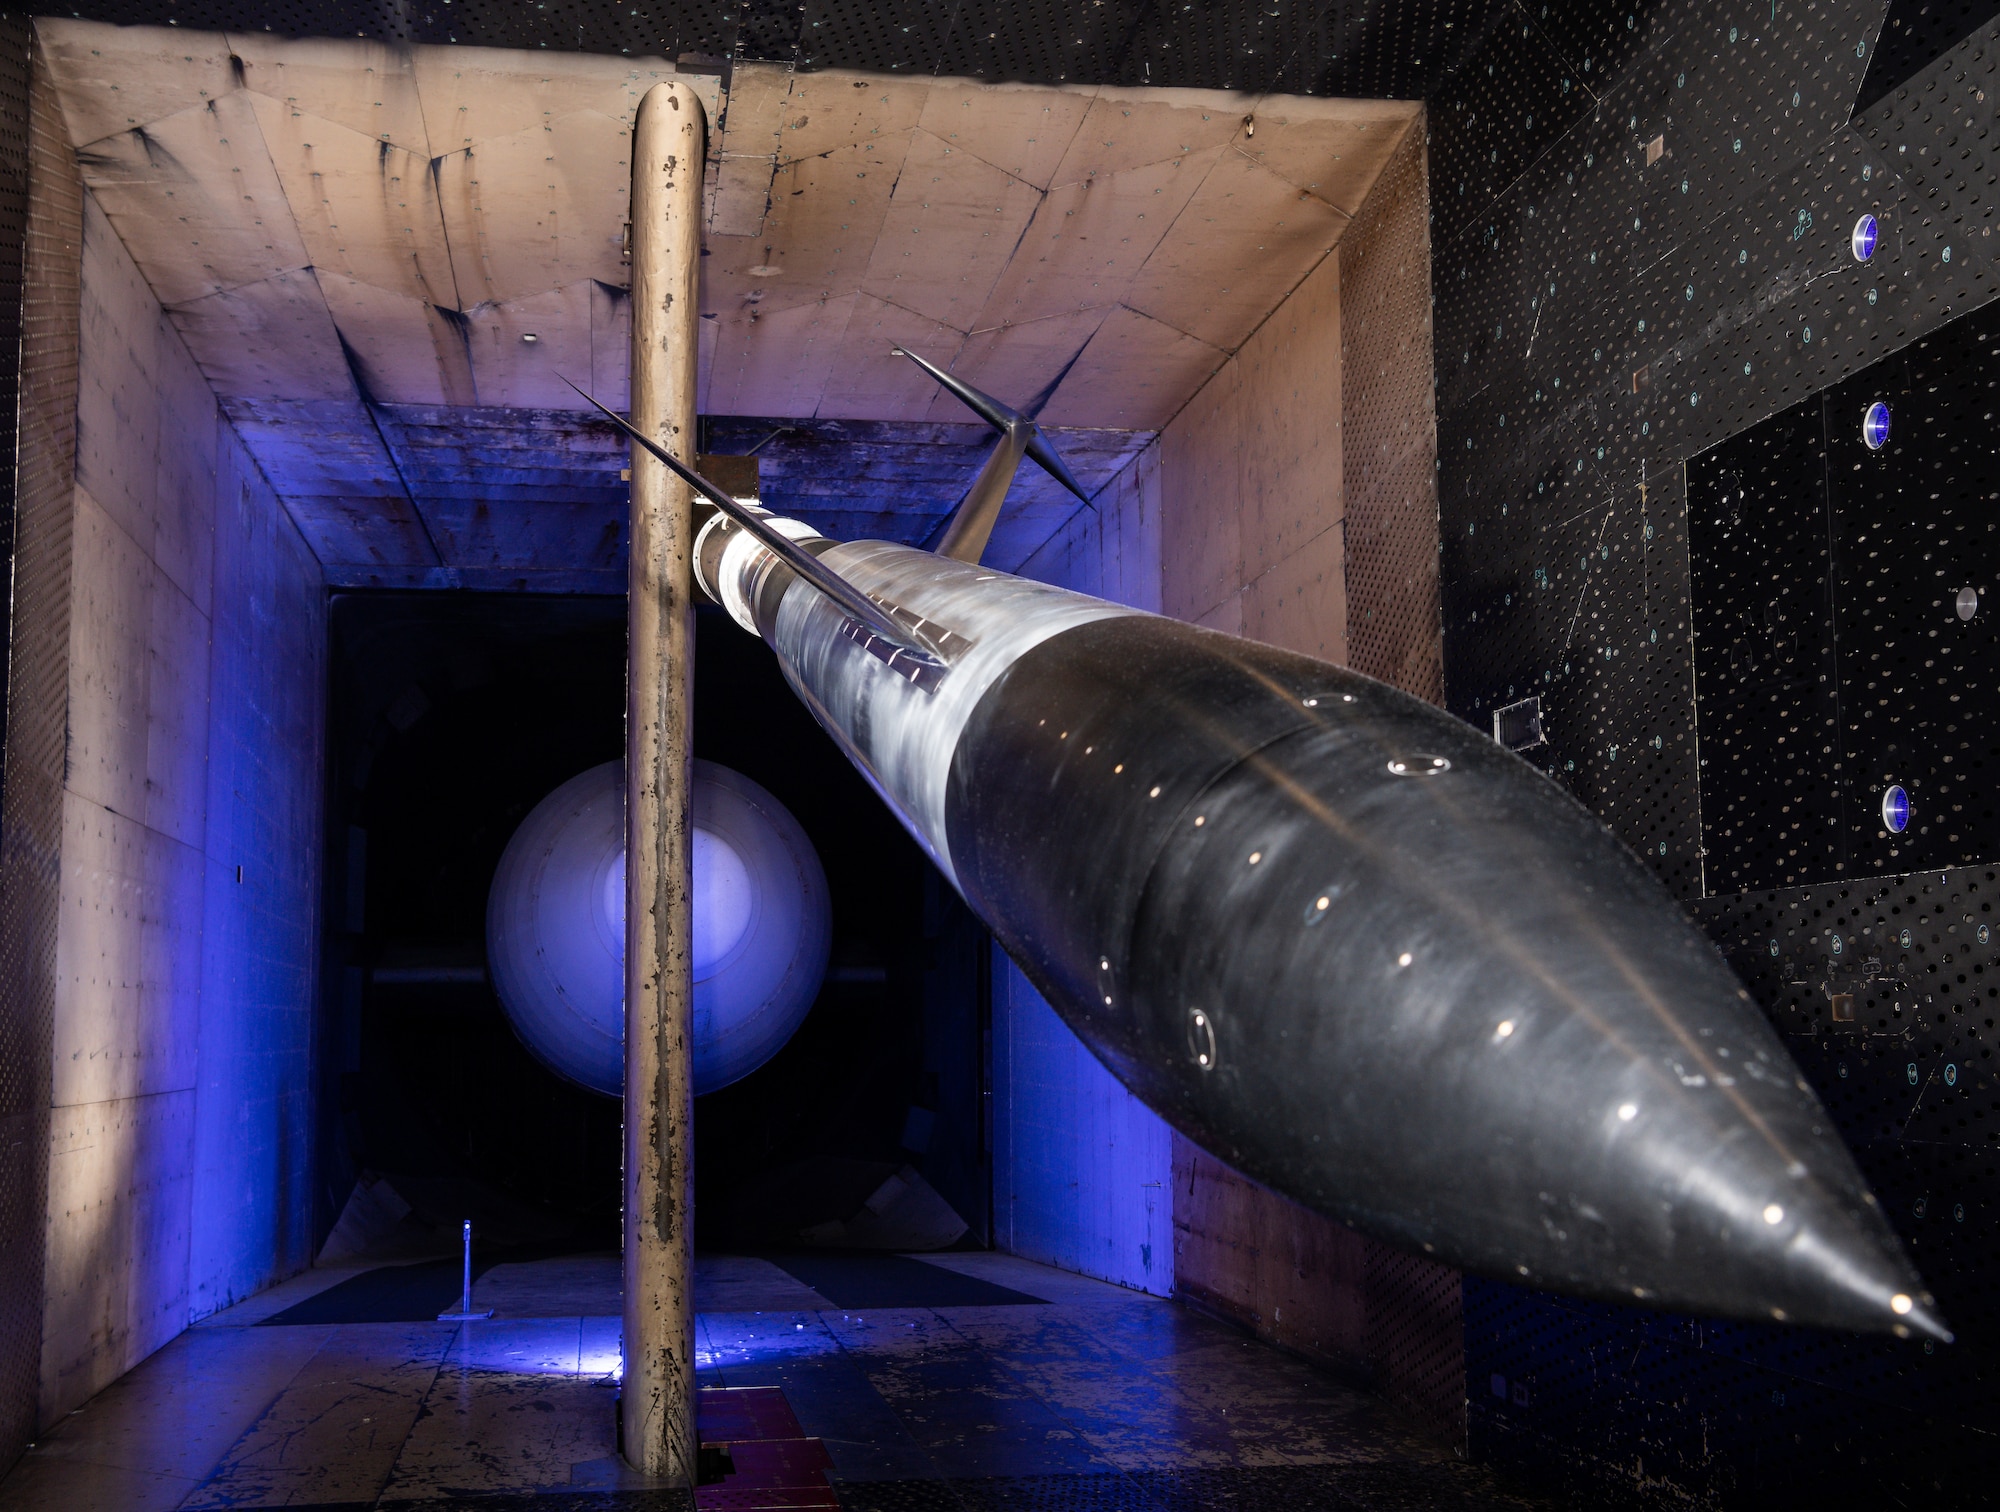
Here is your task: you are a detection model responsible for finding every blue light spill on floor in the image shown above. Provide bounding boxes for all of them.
[0,1251,1549,1511]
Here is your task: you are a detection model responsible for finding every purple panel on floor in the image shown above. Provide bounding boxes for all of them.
[700,1385,806,1442]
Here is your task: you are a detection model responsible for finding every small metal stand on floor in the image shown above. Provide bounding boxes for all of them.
[437,1220,493,1321]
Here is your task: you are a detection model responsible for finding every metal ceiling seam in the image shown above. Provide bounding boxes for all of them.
[1227,139,1358,220]
[963,302,1121,341]
[394,40,467,313]
[208,68,333,339]
[798,77,1100,195]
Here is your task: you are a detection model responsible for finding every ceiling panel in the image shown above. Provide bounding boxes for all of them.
[706,292,862,419]
[77,89,307,304]
[915,79,1094,190]
[169,269,355,401]
[247,94,457,307]
[268,492,441,567]
[970,146,1220,331]
[704,136,913,315]
[41,19,1416,584]
[39,22,235,146]
[409,46,684,148]
[921,307,1110,425]
[1122,150,1348,350]
[1238,103,1417,213]
[220,398,403,496]
[378,402,628,572]
[1045,85,1250,187]
[374,403,626,494]
[859,129,1043,328]
[433,110,633,307]
[777,70,931,163]
[706,61,791,240]
[1042,304,1226,429]
[809,295,967,420]
[230,32,432,155]
[461,282,610,410]
[316,271,474,406]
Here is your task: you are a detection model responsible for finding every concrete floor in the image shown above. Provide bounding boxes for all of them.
[0,1252,1544,1510]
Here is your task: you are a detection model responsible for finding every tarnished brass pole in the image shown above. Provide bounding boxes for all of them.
[622,78,704,1483]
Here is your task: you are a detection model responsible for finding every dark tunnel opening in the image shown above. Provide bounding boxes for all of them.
[318,593,992,1261]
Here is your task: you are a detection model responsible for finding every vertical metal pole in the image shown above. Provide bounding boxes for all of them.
[622,78,704,1483]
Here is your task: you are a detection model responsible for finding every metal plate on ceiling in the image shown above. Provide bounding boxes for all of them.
[41,19,1414,583]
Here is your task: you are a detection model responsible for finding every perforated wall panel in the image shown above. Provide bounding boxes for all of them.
[1433,0,1999,1502]
[1342,124,1444,705]
[46,0,1493,99]
[0,31,81,1473]
[1689,308,2000,894]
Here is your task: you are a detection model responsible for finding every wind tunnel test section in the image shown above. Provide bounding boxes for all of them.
[0,8,1996,1510]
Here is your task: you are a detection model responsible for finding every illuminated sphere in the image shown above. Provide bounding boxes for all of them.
[486,759,831,1097]
[1862,401,1892,450]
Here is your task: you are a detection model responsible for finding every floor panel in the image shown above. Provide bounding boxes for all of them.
[0,1252,1544,1511]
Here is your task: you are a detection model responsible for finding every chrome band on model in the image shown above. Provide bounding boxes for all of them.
[567,378,944,667]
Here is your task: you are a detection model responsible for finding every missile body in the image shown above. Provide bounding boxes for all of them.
[691,516,1943,1340]
[573,367,1939,1338]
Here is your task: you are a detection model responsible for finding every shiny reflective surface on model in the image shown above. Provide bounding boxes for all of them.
[586,360,1946,1342]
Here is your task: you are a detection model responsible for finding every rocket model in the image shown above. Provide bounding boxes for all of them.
[571,359,1946,1341]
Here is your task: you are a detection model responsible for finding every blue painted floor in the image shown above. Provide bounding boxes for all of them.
[0,1252,1546,1510]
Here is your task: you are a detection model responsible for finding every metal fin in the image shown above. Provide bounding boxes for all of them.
[935,421,1031,564]
[564,378,944,666]
[894,347,1092,507]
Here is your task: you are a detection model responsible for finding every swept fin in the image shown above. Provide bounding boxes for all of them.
[564,378,944,665]
[895,347,1092,507]
[935,419,1031,564]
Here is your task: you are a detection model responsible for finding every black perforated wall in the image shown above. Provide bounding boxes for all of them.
[1432,0,2000,1503]
[1689,310,2000,894]
[46,0,1496,99]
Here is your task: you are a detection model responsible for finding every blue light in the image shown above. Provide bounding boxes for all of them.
[1862,401,1892,450]
[1882,784,1910,833]
[1851,213,1878,262]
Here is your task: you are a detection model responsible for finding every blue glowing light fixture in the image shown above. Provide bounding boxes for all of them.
[1882,784,1910,834]
[1862,401,1892,450]
[1852,213,1879,262]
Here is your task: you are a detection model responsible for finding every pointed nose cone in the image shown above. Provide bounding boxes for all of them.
[1333,727,1952,1339]
[1123,671,1944,1338]
[1371,803,1948,1337]
[1595,1037,1949,1338]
